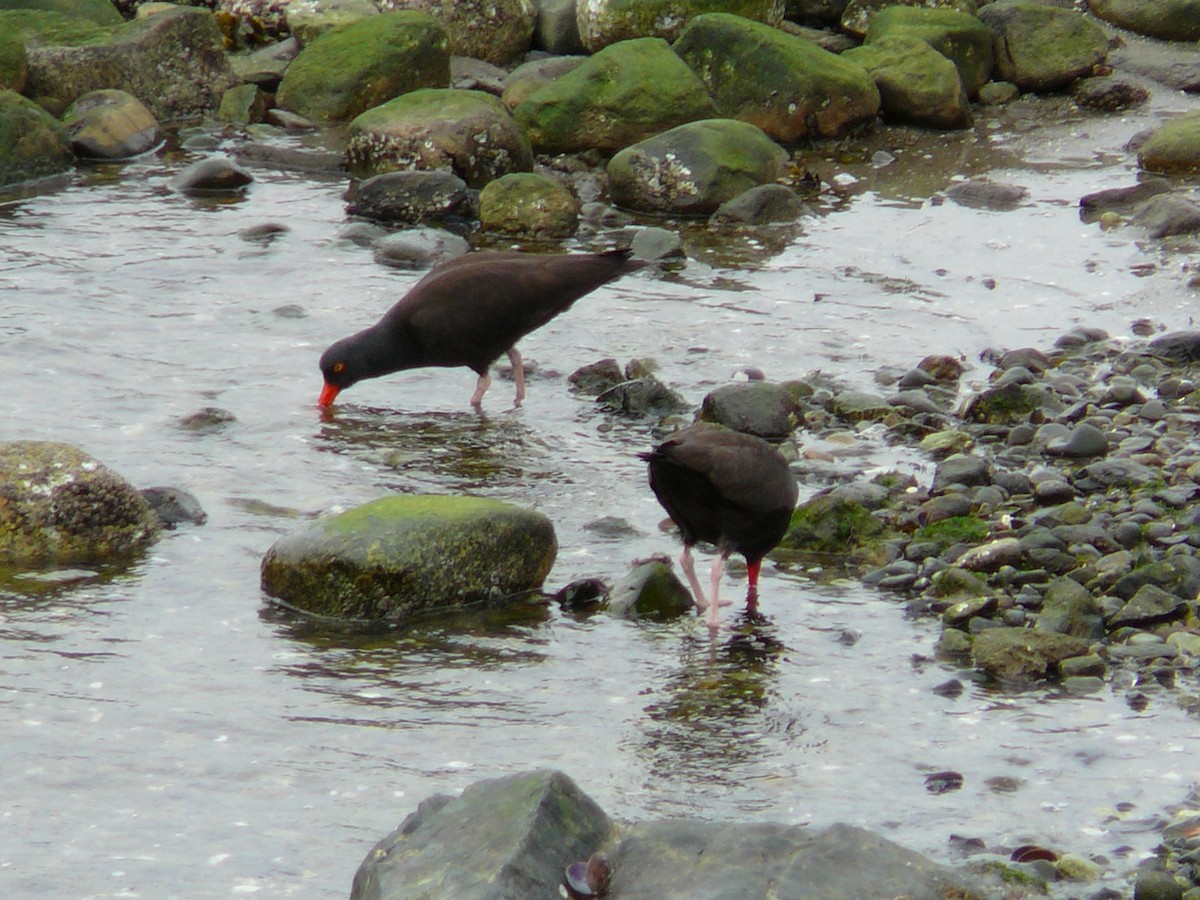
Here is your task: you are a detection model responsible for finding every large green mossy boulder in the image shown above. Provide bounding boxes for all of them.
[977,0,1107,93]
[0,441,159,567]
[1138,112,1200,175]
[260,495,558,623]
[576,0,783,52]
[844,35,971,129]
[841,0,978,37]
[15,6,235,120]
[276,11,450,124]
[347,88,533,185]
[513,37,715,155]
[863,6,993,98]
[0,0,121,25]
[1087,0,1200,43]
[607,118,788,217]
[0,88,71,187]
[673,13,879,143]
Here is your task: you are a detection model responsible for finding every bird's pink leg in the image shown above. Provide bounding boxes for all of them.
[679,545,710,612]
[507,347,525,407]
[470,372,492,408]
[705,553,727,630]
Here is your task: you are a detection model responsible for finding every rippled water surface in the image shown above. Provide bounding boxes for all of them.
[2,79,1199,897]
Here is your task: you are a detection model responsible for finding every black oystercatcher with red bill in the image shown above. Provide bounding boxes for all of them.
[642,424,798,629]
[318,249,644,410]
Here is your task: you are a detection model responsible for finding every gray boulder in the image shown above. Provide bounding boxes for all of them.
[350,770,609,900]
[347,88,533,186]
[345,170,473,226]
[1035,575,1105,639]
[673,13,880,143]
[607,118,789,217]
[971,627,1091,683]
[577,0,784,52]
[605,556,695,619]
[513,37,716,155]
[63,89,160,160]
[698,382,801,440]
[0,88,71,187]
[709,183,809,225]
[21,6,236,120]
[260,494,557,622]
[0,441,159,567]
[276,11,450,124]
[977,0,1109,93]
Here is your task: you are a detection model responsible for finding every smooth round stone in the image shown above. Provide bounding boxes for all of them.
[1046,423,1109,458]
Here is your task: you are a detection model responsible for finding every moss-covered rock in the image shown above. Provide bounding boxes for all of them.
[0,0,123,26]
[479,171,580,238]
[276,11,450,124]
[776,493,890,565]
[1137,112,1200,176]
[605,557,695,619]
[840,0,978,38]
[18,6,236,120]
[843,35,971,129]
[971,627,1091,684]
[0,88,71,187]
[347,88,533,186]
[0,33,28,92]
[513,37,716,155]
[977,0,1108,93]
[260,494,558,623]
[607,118,788,217]
[673,13,879,143]
[0,441,159,567]
[396,0,535,65]
[863,6,993,98]
[62,88,160,160]
[576,0,784,52]
[1087,0,1200,42]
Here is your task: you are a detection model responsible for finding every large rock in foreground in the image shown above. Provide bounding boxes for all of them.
[977,0,1108,93]
[0,88,72,187]
[351,768,1017,899]
[0,441,159,566]
[260,495,557,622]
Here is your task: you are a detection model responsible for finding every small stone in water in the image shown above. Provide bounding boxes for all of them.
[924,771,964,794]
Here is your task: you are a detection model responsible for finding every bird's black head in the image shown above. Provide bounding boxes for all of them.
[317,335,368,407]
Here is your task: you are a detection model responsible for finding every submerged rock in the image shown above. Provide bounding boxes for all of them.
[0,441,159,567]
[260,494,557,623]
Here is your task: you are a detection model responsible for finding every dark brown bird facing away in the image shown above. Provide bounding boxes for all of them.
[642,424,798,629]
[318,249,644,409]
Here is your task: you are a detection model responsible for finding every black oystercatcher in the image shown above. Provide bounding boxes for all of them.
[318,249,643,409]
[642,424,798,629]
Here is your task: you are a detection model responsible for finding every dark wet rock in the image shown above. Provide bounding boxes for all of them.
[21,6,236,120]
[862,6,994,98]
[1109,583,1186,627]
[140,486,207,529]
[555,576,608,611]
[568,358,624,396]
[260,495,557,623]
[371,227,470,270]
[1088,0,1200,43]
[0,88,71,188]
[346,170,471,225]
[1036,576,1105,639]
[0,441,159,567]
[697,382,800,441]
[956,537,1022,574]
[977,0,1109,94]
[1073,75,1150,113]
[1073,457,1159,491]
[228,35,299,87]
[276,11,449,124]
[844,35,971,129]
[350,770,609,900]
[919,494,972,525]
[674,13,880,143]
[608,118,789,218]
[943,594,998,628]
[1148,331,1200,364]
[171,157,254,195]
[1060,653,1107,678]
[1132,194,1200,239]
[828,389,892,422]
[944,180,1028,211]
[1137,112,1200,176]
[479,172,580,238]
[576,0,784,52]
[234,142,346,175]
[63,89,159,160]
[709,183,810,226]
[347,88,532,186]
[513,37,716,155]
[971,627,1091,683]
[1080,179,1172,215]
[1111,557,1200,602]
[596,375,690,416]
[178,406,237,432]
[605,556,694,619]
[1132,866,1186,900]
[932,454,990,492]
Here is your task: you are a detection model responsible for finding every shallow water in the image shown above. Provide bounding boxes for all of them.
[2,79,1200,897]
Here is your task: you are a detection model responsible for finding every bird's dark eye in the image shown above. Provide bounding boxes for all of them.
[333,361,346,375]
